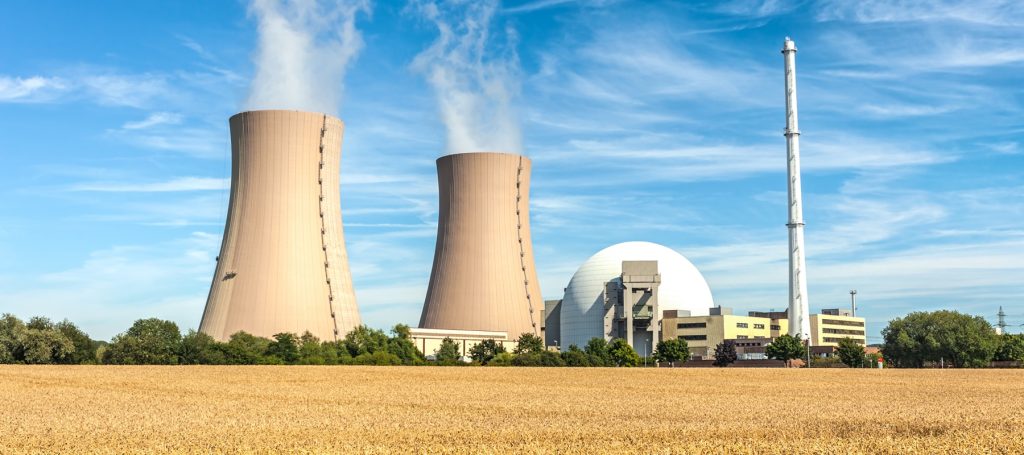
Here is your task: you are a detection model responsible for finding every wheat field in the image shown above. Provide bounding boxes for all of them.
[1,366,1022,454]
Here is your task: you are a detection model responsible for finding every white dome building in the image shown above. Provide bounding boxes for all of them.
[557,241,714,352]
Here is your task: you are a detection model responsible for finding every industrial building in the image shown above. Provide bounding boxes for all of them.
[418,152,543,338]
[200,110,361,342]
[663,307,866,359]
[549,241,715,353]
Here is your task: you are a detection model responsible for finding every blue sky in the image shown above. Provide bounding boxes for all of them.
[1,0,1022,343]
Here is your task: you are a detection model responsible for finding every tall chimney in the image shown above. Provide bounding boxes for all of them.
[200,110,361,342]
[850,289,857,317]
[782,38,811,342]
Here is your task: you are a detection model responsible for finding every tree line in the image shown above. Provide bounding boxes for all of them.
[3,310,1021,368]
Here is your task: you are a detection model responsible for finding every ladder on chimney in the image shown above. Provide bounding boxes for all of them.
[318,115,340,341]
[515,156,538,335]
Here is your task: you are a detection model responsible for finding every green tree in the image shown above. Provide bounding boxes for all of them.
[352,350,402,365]
[513,332,544,355]
[607,338,640,367]
[469,339,506,365]
[103,318,182,365]
[654,338,689,366]
[994,334,1024,362]
[343,326,390,357]
[767,334,805,366]
[882,311,999,368]
[321,340,353,365]
[267,333,300,364]
[512,350,565,367]
[179,330,226,365]
[434,337,461,364]
[221,331,271,365]
[0,314,27,363]
[836,338,865,368]
[21,327,74,364]
[713,340,737,367]
[295,332,326,365]
[561,344,591,367]
[387,324,424,365]
[584,338,611,366]
[488,351,515,366]
[54,320,96,364]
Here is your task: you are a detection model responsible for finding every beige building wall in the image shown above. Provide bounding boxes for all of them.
[200,110,360,342]
[419,152,542,338]
[408,328,512,358]
[810,314,867,346]
[663,313,785,358]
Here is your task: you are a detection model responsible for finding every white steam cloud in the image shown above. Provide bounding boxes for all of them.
[244,0,370,116]
[411,0,522,154]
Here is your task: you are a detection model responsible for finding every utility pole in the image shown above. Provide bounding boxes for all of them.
[997,306,1007,335]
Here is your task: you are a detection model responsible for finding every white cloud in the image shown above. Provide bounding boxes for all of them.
[0,76,69,102]
[244,0,370,115]
[122,112,185,130]
[410,0,523,154]
[816,0,1024,26]
[71,177,229,192]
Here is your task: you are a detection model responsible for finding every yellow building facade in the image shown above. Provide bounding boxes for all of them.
[662,307,864,358]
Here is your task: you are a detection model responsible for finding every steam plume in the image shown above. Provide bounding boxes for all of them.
[411,0,522,154]
[245,0,370,115]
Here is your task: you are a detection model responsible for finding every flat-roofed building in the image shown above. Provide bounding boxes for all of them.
[661,307,864,359]
[662,307,788,359]
[811,309,867,346]
[408,327,513,360]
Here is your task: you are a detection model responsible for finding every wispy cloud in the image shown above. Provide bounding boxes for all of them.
[122,112,184,130]
[816,0,1024,27]
[244,0,370,115]
[0,75,70,102]
[71,177,229,192]
[410,0,522,154]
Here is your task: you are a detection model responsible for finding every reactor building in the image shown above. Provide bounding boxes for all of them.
[199,110,361,342]
[418,152,542,338]
[549,241,715,353]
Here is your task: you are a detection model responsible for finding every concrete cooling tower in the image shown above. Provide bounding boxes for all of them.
[419,152,542,337]
[200,110,360,342]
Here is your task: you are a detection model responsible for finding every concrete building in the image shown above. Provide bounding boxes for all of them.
[419,152,542,338]
[557,242,714,353]
[200,110,360,342]
[662,307,789,359]
[811,309,867,346]
[662,307,866,359]
[408,327,512,359]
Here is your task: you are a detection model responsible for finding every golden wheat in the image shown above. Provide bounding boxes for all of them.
[1,366,1022,454]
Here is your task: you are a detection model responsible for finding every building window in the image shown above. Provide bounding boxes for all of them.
[821,319,865,327]
[680,335,707,341]
[823,337,865,344]
[770,325,781,331]
[736,322,749,328]
[737,335,748,339]
[753,324,765,329]
[823,328,865,336]
[677,322,707,329]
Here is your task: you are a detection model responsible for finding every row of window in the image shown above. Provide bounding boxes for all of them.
[679,335,707,341]
[823,328,865,335]
[821,319,865,327]
[823,337,865,344]
[677,322,707,329]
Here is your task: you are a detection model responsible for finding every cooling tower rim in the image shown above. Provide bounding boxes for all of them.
[436,151,527,162]
[230,109,342,123]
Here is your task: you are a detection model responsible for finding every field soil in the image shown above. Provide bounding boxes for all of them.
[2,366,1023,454]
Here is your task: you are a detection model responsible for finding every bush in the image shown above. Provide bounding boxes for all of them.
[488,352,515,366]
[469,339,506,365]
[513,332,544,355]
[352,350,402,366]
[179,330,226,365]
[511,350,565,367]
[434,337,461,364]
[561,345,591,367]
[810,356,848,368]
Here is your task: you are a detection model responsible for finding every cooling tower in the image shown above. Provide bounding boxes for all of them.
[419,152,542,337]
[199,110,360,342]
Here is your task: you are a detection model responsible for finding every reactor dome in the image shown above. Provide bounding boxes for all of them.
[558,241,714,350]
